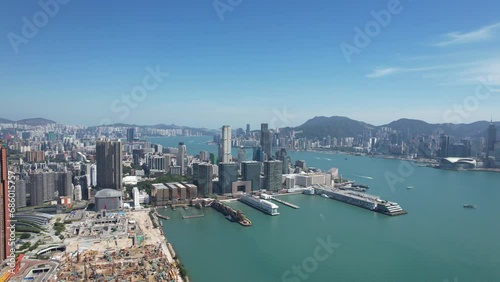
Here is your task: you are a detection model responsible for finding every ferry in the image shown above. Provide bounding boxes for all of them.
[239,194,279,216]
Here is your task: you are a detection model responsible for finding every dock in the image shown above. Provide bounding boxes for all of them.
[271,197,300,209]
[156,213,170,220]
[182,214,205,219]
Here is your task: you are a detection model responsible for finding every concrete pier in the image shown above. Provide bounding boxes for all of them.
[271,197,300,209]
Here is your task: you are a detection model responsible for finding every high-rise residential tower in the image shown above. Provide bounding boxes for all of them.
[220,125,232,163]
[177,142,187,175]
[96,140,123,190]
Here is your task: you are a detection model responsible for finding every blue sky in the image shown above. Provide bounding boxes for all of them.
[1,0,499,129]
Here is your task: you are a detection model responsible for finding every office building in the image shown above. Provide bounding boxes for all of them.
[276,148,291,174]
[209,152,216,164]
[438,135,450,158]
[264,160,282,191]
[253,146,263,162]
[242,161,261,191]
[197,163,214,196]
[127,128,136,143]
[218,162,238,194]
[0,146,12,263]
[261,123,272,161]
[96,140,123,190]
[487,120,497,152]
[237,146,246,170]
[246,124,250,136]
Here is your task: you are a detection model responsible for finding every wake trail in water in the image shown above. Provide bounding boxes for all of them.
[347,174,374,180]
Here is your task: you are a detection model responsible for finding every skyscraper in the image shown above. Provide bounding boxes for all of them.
[197,163,214,196]
[275,148,291,174]
[220,125,232,163]
[177,142,187,175]
[0,145,12,263]
[261,123,272,161]
[487,120,497,152]
[242,161,261,191]
[253,146,263,162]
[127,128,136,143]
[264,160,282,191]
[439,134,450,158]
[246,124,250,136]
[96,140,123,190]
[218,162,238,194]
[237,146,246,170]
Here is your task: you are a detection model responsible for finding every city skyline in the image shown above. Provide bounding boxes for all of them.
[1,1,500,127]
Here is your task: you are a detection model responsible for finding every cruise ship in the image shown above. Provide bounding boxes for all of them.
[329,190,378,210]
[375,199,406,216]
[239,194,279,216]
[316,188,407,216]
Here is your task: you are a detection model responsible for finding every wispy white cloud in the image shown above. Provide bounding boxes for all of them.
[366,62,478,78]
[433,22,500,47]
[366,67,400,78]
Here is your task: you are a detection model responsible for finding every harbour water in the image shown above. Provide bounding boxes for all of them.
[152,137,500,282]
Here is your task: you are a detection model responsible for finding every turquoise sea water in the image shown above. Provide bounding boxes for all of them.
[150,137,500,282]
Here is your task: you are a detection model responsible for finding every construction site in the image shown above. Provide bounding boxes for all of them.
[53,209,184,281]
[3,209,185,282]
[55,243,179,281]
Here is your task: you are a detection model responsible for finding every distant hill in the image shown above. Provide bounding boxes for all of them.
[291,116,499,139]
[292,116,375,138]
[0,118,14,123]
[0,118,56,125]
[381,118,499,138]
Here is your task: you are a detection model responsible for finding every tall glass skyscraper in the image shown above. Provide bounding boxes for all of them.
[96,140,123,190]
[242,161,261,191]
[264,160,282,191]
[261,123,272,161]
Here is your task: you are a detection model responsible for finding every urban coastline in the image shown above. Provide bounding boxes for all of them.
[0,117,498,281]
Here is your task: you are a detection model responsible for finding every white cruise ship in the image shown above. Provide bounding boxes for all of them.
[239,194,279,215]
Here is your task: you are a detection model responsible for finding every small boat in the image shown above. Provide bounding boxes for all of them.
[321,194,329,199]
[463,204,476,209]
[407,186,414,189]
